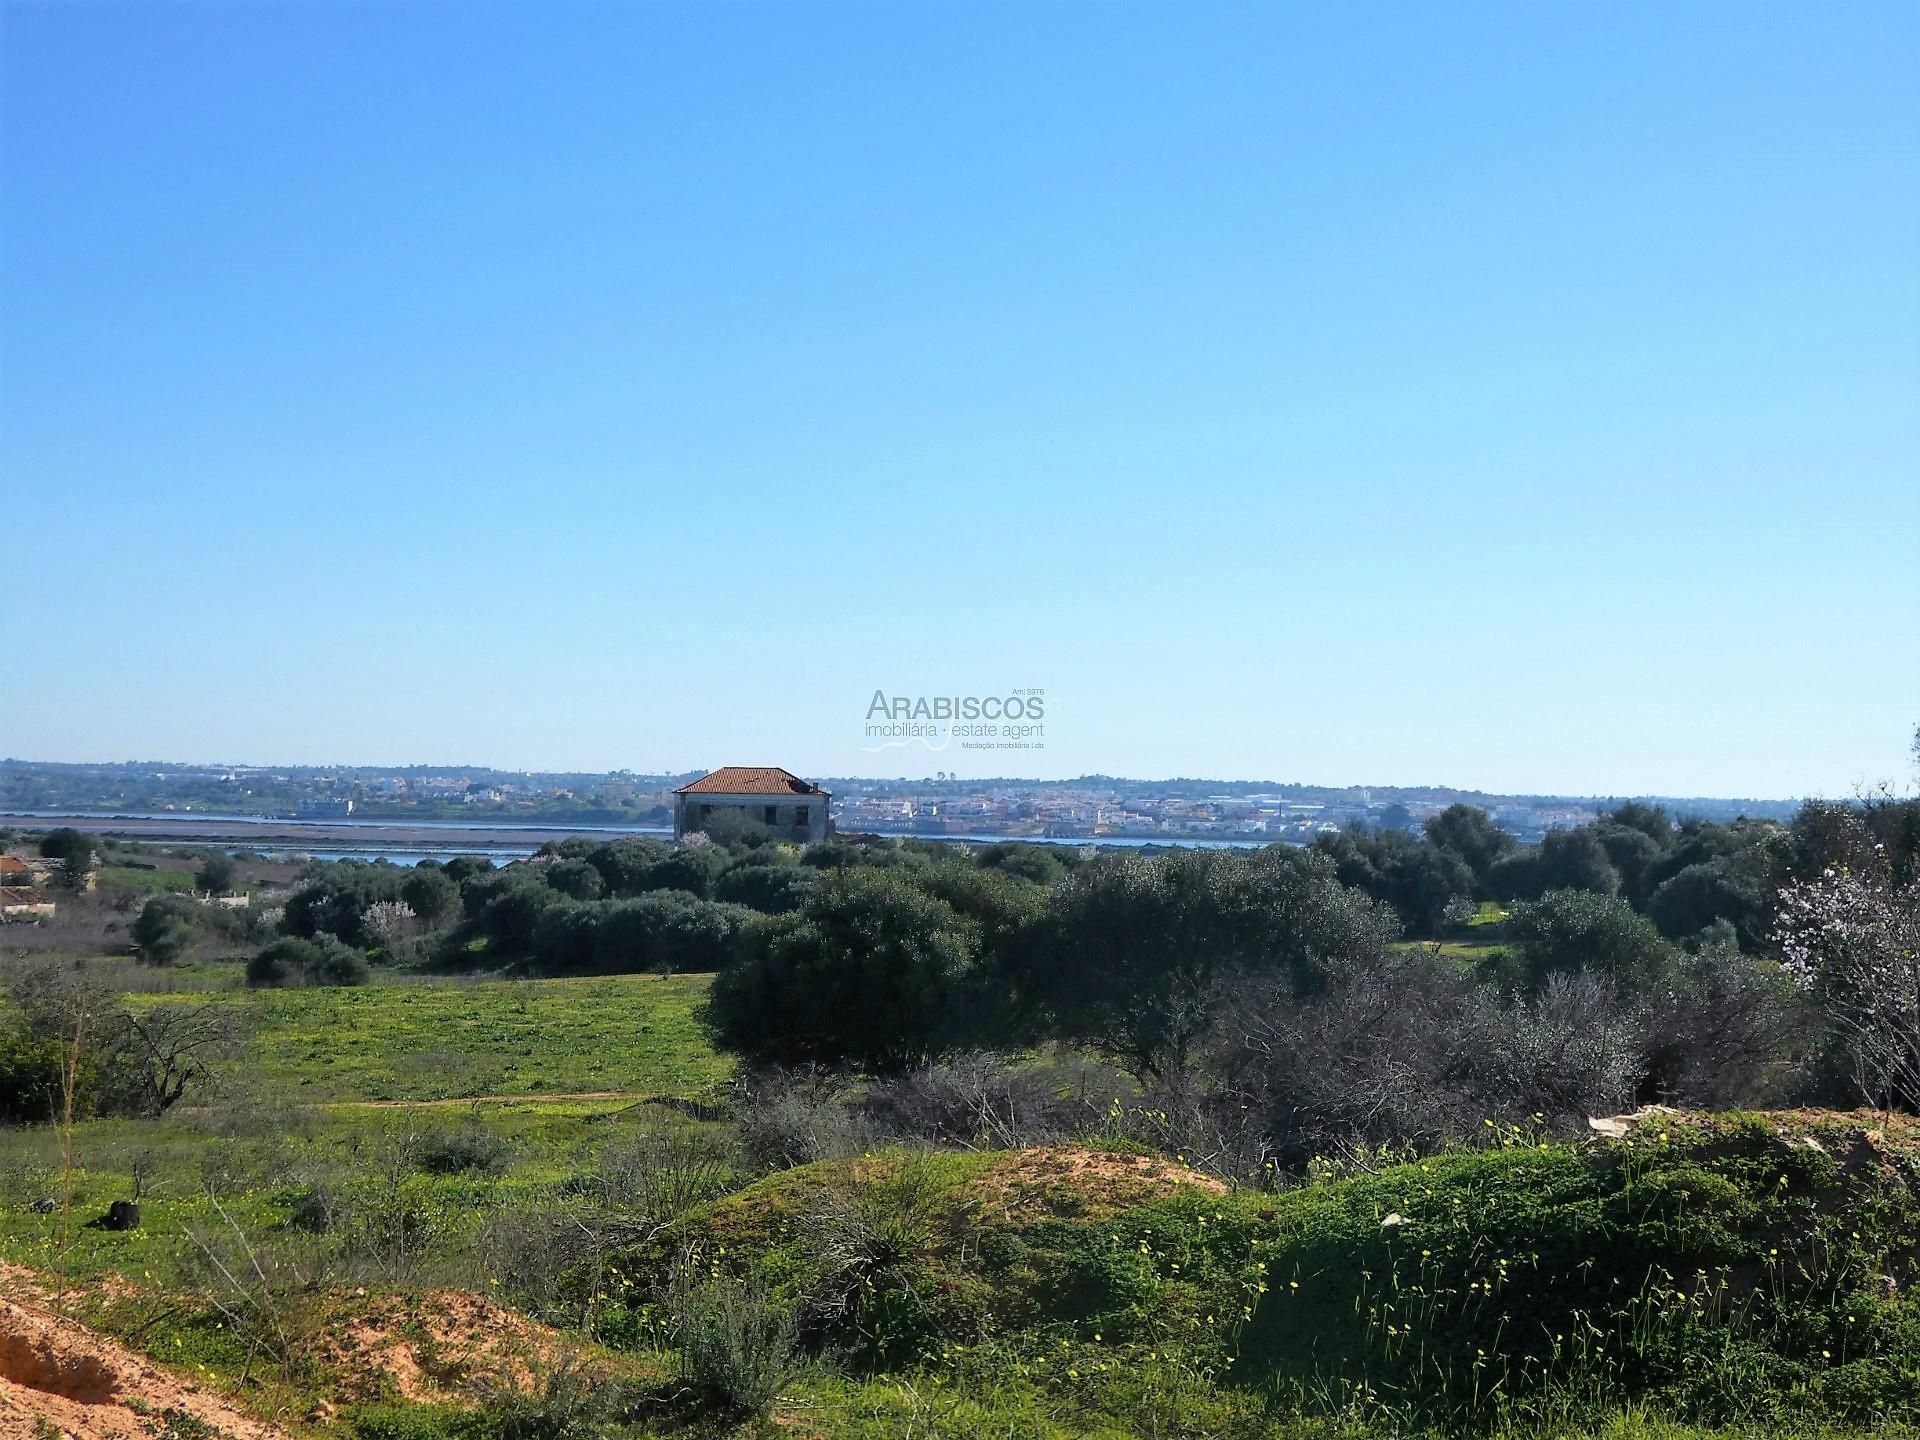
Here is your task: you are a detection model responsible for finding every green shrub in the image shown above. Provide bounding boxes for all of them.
[715,858,820,915]
[791,1151,966,1365]
[248,934,369,988]
[1501,890,1677,993]
[468,1363,639,1440]
[413,1117,514,1176]
[1228,1129,1920,1430]
[704,870,989,1071]
[400,867,459,923]
[0,1021,84,1123]
[132,894,201,964]
[283,860,410,946]
[194,852,239,895]
[593,1121,737,1220]
[347,1402,463,1440]
[543,858,606,902]
[671,1270,801,1419]
[635,1121,1920,1435]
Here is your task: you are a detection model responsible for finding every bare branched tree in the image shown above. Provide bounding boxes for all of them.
[101,1002,248,1117]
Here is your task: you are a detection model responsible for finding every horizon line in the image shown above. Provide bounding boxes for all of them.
[0,753,1852,807]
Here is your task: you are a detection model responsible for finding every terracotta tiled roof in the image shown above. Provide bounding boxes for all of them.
[0,856,29,874]
[675,767,828,797]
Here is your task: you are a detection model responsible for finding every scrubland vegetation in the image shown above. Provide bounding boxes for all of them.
[2,772,1919,1438]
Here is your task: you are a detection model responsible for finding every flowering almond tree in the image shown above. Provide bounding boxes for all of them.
[1775,847,1920,1109]
[361,899,419,961]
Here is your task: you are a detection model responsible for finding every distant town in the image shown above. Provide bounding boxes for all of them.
[0,758,1801,846]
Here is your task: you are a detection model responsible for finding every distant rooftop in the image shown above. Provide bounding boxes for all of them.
[674,767,829,797]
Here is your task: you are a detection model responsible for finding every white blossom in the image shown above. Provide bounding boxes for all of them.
[1775,856,1920,1109]
[362,899,419,954]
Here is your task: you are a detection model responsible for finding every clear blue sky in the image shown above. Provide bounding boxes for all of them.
[2,1,1915,798]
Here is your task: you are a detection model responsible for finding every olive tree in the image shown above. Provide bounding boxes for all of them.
[194,852,240,895]
[132,895,199,965]
[703,869,986,1072]
[1424,804,1514,887]
[1018,846,1398,1088]
[37,827,96,889]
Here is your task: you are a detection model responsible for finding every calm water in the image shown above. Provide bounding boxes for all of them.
[5,809,1279,859]
[250,834,1279,865]
[254,832,1278,859]
[256,847,534,865]
[864,830,1278,850]
[2,808,671,836]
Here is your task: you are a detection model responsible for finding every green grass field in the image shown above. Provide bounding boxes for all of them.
[1390,901,1511,964]
[95,863,196,895]
[0,972,732,1295]
[231,971,729,1102]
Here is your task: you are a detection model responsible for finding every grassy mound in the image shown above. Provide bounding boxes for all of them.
[1234,1111,1920,1428]
[602,1118,1920,1436]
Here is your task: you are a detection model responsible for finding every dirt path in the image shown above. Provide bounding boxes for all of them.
[316,1091,733,1123]
[327,1088,644,1108]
